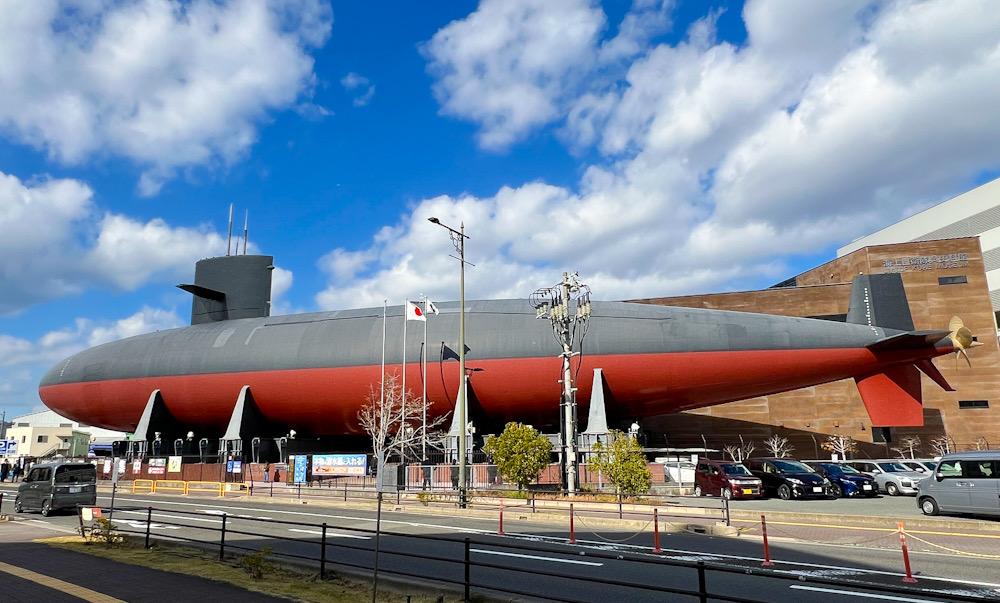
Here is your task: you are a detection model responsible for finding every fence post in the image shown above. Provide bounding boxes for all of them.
[568,503,577,544]
[320,523,328,579]
[897,522,918,583]
[344,483,348,502]
[498,499,505,536]
[219,514,227,561]
[464,537,471,603]
[723,496,731,526]
[761,514,774,567]
[618,493,623,519]
[145,507,153,549]
[697,560,708,603]
[652,508,662,553]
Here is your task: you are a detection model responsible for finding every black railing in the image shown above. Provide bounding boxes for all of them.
[94,504,990,603]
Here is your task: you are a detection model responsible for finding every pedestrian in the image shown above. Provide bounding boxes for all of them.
[263,462,270,483]
[0,459,9,482]
[12,462,23,482]
[273,466,280,483]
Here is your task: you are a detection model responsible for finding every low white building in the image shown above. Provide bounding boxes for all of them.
[1,410,127,460]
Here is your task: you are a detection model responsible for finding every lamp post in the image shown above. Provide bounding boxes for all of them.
[428,217,471,507]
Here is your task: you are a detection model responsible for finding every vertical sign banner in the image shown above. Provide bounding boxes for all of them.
[293,454,308,484]
[233,460,243,474]
[167,456,182,473]
[132,459,142,474]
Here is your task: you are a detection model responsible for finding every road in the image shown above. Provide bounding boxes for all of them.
[4,484,998,602]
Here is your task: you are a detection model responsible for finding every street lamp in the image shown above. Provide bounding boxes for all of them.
[428,217,471,507]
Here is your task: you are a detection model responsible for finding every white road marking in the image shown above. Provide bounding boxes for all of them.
[790,585,949,602]
[289,528,369,540]
[471,548,603,567]
[119,510,223,524]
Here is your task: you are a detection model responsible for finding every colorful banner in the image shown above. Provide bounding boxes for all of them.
[167,456,182,473]
[312,454,367,476]
[148,457,167,475]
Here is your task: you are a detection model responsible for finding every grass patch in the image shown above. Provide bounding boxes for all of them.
[44,536,463,603]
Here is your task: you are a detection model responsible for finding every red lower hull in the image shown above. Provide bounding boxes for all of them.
[38,347,924,435]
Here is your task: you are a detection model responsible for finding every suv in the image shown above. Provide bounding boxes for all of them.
[899,459,938,474]
[745,458,831,500]
[15,460,98,516]
[693,459,763,499]
[844,459,928,496]
[804,461,878,498]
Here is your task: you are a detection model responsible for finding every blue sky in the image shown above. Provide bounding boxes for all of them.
[3,0,1000,422]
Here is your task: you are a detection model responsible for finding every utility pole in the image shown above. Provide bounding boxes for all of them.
[530,272,592,496]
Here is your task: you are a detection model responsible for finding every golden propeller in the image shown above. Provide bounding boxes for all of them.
[949,316,983,367]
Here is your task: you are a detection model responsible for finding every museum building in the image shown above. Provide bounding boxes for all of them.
[631,231,1000,459]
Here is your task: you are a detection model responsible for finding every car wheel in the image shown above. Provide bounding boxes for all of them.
[41,500,52,517]
[694,485,703,497]
[830,483,843,499]
[777,484,792,500]
[920,497,940,516]
[14,497,23,513]
[886,482,899,496]
[722,487,733,500]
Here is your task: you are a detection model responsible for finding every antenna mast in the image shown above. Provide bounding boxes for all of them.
[226,204,234,256]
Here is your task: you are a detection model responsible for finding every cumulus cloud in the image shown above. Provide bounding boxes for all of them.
[0,170,225,315]
[318,0,1000,307]
[0,0,333,195]
[341,72,375,107]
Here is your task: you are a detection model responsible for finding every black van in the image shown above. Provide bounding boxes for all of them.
[15,461,98,516]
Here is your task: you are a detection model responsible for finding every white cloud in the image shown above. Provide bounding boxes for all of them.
[0,170,225,316]
[317,0,1000,309]
[341,72,375,107]
[0,0,333,194]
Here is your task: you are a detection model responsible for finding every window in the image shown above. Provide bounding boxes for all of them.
[938,459,962,477]
[37,435,49,443]
[959,400,990,409]
[938,275,968,285]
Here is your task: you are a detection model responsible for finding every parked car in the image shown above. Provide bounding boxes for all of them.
[843,459,928,496]
[804,461,878,498]
[693,459,763,499]
[745,457,831,500]
[15,460,97,516]
[898,459,938,474]
[917,451,1000,517]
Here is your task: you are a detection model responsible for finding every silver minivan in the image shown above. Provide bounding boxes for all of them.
[15,461,98,516]
[917,451,1000,517]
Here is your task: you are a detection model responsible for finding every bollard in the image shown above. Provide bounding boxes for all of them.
[498,499,505,536]
[761,515,774,566]
[652,508,663,553]
[897,523,918,583]
[568,503,577,544]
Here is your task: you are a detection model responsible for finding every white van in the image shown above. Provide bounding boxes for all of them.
[917,451,1000,517]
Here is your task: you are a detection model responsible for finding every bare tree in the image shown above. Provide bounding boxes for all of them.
[821,434,857,459]
[891,435,922,459]
[929,436,952,456]
[723,440,756,462]
[763,435,794,458]
[969,436,991,451]
[357,373,448,464]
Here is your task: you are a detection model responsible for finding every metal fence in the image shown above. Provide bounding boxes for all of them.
[94,504,991,603]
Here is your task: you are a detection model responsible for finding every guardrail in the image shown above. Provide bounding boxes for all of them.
[97,504,990,603]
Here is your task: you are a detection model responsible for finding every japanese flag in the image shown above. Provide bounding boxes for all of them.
[406,301,426,321]
[427,300,439,315]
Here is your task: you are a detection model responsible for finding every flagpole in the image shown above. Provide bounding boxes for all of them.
[401,299,408,462]
[422,295,428,460]
[381,300,386,420]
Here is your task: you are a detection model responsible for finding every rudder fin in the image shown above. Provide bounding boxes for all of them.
[855,365,924,427]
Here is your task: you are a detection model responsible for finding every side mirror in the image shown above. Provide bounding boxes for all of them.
[935,472,944,482]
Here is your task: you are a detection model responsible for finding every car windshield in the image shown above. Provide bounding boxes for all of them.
[771,460,813,473]
[877,462,910,472]
[54,464,97,484]
[721,463,752,476]
[816,463,858,475]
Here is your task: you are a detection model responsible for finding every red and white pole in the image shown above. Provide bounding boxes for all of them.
[761,514,774,567]
[568,503,577,544]
[498,499,505,536]
[898,522,918,583]
[652,508,663,553]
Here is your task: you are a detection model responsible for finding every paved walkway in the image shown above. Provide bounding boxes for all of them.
[0,519,288,602]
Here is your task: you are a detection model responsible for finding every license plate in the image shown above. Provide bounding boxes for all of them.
[812,486,823,493]
[69,486,81,493]
[863,484,872,490]
[742,489,753,495]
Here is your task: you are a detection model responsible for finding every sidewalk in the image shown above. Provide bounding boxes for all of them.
[0,520,288,602]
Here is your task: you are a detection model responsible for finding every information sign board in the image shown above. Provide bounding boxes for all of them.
[312,454,367,476]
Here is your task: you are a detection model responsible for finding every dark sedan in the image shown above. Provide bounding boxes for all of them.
[805,461,878,498]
